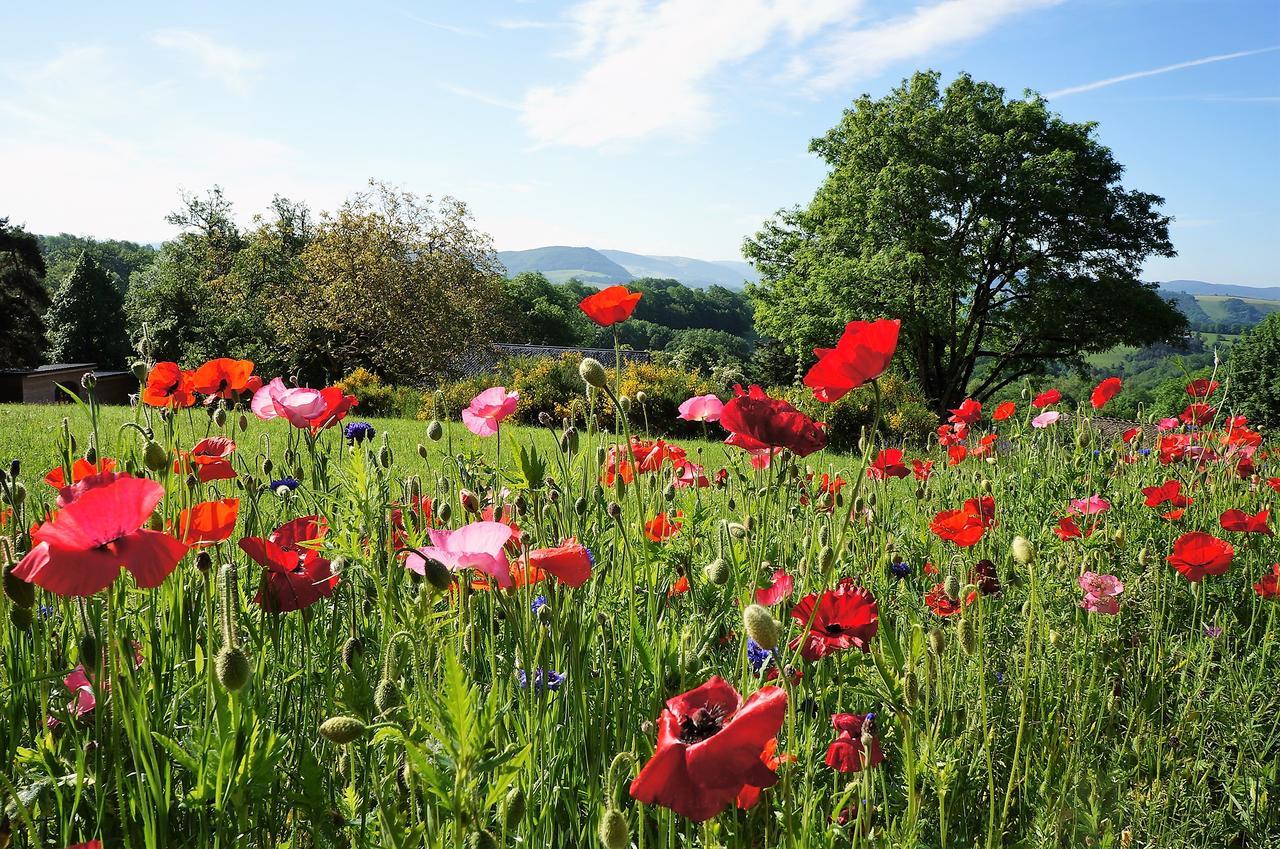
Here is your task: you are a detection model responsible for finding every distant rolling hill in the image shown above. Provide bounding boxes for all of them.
[497,246,759,289]
[1159,279,1280,301]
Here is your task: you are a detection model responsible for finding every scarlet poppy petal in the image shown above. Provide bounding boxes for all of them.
[685,686,786,790]
[12,542,121,596]
[118,530,189,589]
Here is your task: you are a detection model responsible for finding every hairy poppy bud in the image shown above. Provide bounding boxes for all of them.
[944,575,961,600]
[743,604,781,651]
[319,716,367,745]
[466,830,498,849]
[460,490,480,514]
[143,440,170,472]
[819,545,835,574]
[83,442,97,464]
[194,551,212,574]
[262,457,273,475]
[598,809,629,849]
[1011,536,1035,565]
[3,563,35,609]
[619,395,631,413]
[1138,547,1150,568]
[502,786,526,830]
[1112,527,1126,549]
[606,501,622,520]
[417,443,428,460]
[80,371,96,390]
[579,358,609,390]
[379,443,393,469]
[703,558,729,585]
[342,637,364,668]
[9,480,24,507]
[903,670,920,707]
[561,427,579,454]
[727,522,748,540]
[957,617,976,655]
[537,411,553,426]
[663,483,675,501]
[215,645,251,691]
[575,496,588,515]
[375,678,402,714]
[213,406,227,427]
[130,361,148,381]
[238,412,249,432]
[980,478,992,494]
[421,557,453,592]
[426,420,443,441]
[928,626,946,657]
[437,502,452,523]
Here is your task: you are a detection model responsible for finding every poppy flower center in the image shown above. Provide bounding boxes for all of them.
[678,704,727,743]
[825,622,848,635]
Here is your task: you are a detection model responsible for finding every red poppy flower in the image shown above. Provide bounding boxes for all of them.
[308,386,359,432]
[175,498,239,547]
[1053,515,1091,541]
[735,738,794,809]
[1255,564,1280,599]
[912,458,934,481]
[1031,389,1061,408]
[789,578,878,661]
[238,516,338,612]
[1090,376,1122,409]
[867,449,910,480]
[970,559,1001,595]
[1268,477,1280,494]
[13,476,188,596]
[1167,531,1234,583]
[824,713,884,773]
[993,401,1016,421]
[720,384,826,458]
[44,457,116,488]
[1219,508,1273,536]
[645,511,683,542]
[1142,480,1192,508]
[1162,509,1186,522]
[391,496,435,549]
[177,436,237,482]
[802,319,900,402]
[948,399,982,426]
[629,676,787,822]
[142,361,196,408]
[528,538,594,588]
[1186,378,1219,398]
[192,358,256,399]
[970,432,999,459]
[1121,427,1142,444]
[668,575,691,596]
[65,843,104,849]
[579,285,642,326]
[1179,403,1215,426]
[924,583,963,616]
[930,497,994,547]
[947,445,968,466]
[754,568,793,606]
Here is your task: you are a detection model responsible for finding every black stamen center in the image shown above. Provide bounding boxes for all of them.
[678,705,727,743]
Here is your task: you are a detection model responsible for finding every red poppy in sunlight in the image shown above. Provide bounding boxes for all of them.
[1143,479,1193,509]
[1090,376,1122,409]
[825,712,884,773]
[579,285,642,326]
[802,319,900,402]
[930,498,994,548]
[391,496,436,549]
[1219,508,1272,536]
[948,398,982,426]
[912,458,934,481]
[239,516,337,613]
[754,568,794,607]
[1255,564,1280,599]
[645,512,683,542]
[142,361,196,408]
[192,358,256,399]
[44,457,116,489]
[1162,509,1186,521]
[668,575,691,596]
[1179,403,1215,426]
[1186,378,1219,398]
[309,386,359,432]
[947,445,968,466]
[735,738,794,809]
[992,401,1016,421]
[528,538,594,588]
[1267,478,1280,494]
[867,449,910,480]
[789,578,879,661]
[925,583,964,616]
[720,384,827,457]
[175,498,239,547]
[13,476,188,597]
[1122,427,1142,444]
[1167,531,1233,583]
[177,436,237,482]
[629,676,787,822]
[970,433,999,459]
[1053,515,1091,541]
[1031,389,1061,408]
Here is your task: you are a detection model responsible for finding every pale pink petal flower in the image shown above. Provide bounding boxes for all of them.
[1031,410,1061,429]
[406,521,514,587]
[678,394,724,423]
[463,387,519,436]
[1070,495,1111,516]
[754,569,794,606]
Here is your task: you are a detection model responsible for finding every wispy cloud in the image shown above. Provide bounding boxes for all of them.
[521,0,1058,149]
[493,18,567,31]
[1046,45,1280,98]
[440,83,520,111]
[397,10,484,38]
[150,29,264,93]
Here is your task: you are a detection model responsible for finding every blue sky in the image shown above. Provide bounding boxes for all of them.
[1,0,1277,284]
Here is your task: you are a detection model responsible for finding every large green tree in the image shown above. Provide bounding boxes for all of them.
[46,251,131,366]
[0,218,50,368]
[1230,312,1280,429]
[745,71,1185,414]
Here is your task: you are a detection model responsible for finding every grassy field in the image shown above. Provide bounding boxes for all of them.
[1194,294,1280,322]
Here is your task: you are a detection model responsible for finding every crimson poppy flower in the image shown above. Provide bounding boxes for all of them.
[13,476,188,596]
[970,559,1001,595]
[64,842,103,849]
[1186,378,1219,398]
[1090,376,1122,409]
[930,497,994,548]
[1167,531,1234,582]
[754,568,793,606]
[1142,480,1193,508]
[645,511,683,542]
[1267,477,1280,494]
[993,401,1016,421]
[309,386,359,432]
[1219,508,1273,536]
[947,445,968,466]
[143,361,196,408]
[867,449,910,480]
[239,516,338,612]
[735,738,794,809]
[720,384,826,457]
[629,676,787,822]
[789,578,879,661]
[528,539,594,588]
[175,498,239,547]
[948,398,982,426]
[1180,403,1215,426]
[1121,427,1142,444]
[970,433,999,459]
[668,575,691,596]
[177,436,237,482]
[825,713,883,773]
[924,583,964,616]
[579,285,642,326]
[391,496,435,549]
[44,457,116,489]
[1255,564,1280,599]
[1053,515,1091,541]
[912,458,934,481]
[1162,509,1186,522]
[192,358,256,399]
[802,319,900,402]
[1032,389,1061,408]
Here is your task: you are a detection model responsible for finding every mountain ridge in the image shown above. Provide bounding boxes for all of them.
[497,245,759,289]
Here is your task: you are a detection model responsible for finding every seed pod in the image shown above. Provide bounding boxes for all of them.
[215,645,251,691]
[1011,536,1035,565]
[703,558,730,585]
[928,626,946,658]
[143,440,170,472]
[318,716,367,745]
[743,604,781,650]
[375,678,402,713]
[427,420,443,441]
[957,618,976,655]
[3,563,35,609]
[598,809,629,849]
[502,786,526,830]
[579,358,609,389]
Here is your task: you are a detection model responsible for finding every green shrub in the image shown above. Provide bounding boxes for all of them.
[336,368,426,419]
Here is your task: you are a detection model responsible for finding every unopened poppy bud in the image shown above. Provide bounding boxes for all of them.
[502,786,526,830]
[1138,547,1150,568]
[944,575,961,599]
[342,637,364,668]
[606,501,622,519]
[148,512,164,531]
[575,496,588,515]
[1048,629,1060,646]
[1011,536,1035,565]
[466,830,498,849]
[284,449,297,467]
[579,358,609,389]
[598,809,629,849]
[903,670,920,707]
[957,618,976,655]
[663,483,675,501]
[10,604,33,629]
[743,604,781,650]
[547,488,560,504]
[537,411,553,426]
[980,478,992,494]
[422,557,452,592]
[131,361,148,381]
[9,480,25,507]
[819,545,835,574]
[143,440,170,472]
[262,457,273,475]
[3,563,35,609]
[437,502,452,523]
[619,395,632,413]
[928,626,946,657]
[238,413,249,432]
[635,390,647,403]
[194,551,213,574]
[703,558,730,585]
[1113,527,1126,548]
[460,489,480,514]
[83,443,97,464]
[80,371,96,390]
[427,420,443,441]
[375,678,402,713]
[215,645,251,691]
[379,445,393,468]
[213,407,227,427]
[728,522,748,540]
[915,485,926,500]
[319,716,367,745]
[561,427,579,453]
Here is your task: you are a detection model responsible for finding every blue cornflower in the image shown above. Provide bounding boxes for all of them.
[889,560,911,579]
[38,604,55,620]
[270,477,301,494]
[531,595,549,615]
[344,422,376,443]
[517,668,566,692]
[747,639,773,675]
[1138,448,1152,457]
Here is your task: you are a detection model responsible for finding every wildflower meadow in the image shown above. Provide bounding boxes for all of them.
[1,292,1278,849]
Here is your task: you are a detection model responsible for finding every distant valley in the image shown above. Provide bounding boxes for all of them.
[496,245,760,289]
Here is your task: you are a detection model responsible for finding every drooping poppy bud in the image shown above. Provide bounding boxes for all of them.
[215,645,251,691]
[598,809,629,849]
[743,603,781,650]
[319,716,367,745]
[579,358,609,390]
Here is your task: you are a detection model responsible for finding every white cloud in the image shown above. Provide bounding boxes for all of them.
[440,83,521,111]
[150,29,264,93]
[520,0,1058,148]
[1045,45,1280,98]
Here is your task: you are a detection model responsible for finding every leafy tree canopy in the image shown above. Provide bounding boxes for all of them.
[1230,312,1280,429]
[38,233,157,294]
[46,251,131,367]
[0,217,50,368]
[745,71,1185,414]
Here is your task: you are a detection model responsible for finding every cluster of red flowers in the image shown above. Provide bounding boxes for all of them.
[143,358,259,408]
[930,496,997,548]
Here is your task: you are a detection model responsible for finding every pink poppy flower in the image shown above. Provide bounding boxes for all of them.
[1031,410,1060,429]
[251,378,329,427]
[678,393,724,423]
[1079,571,1124,615]
[462,387,519,437]
[406,521,514,587]
[1070,495,1111,516]
[755,568,794,606]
